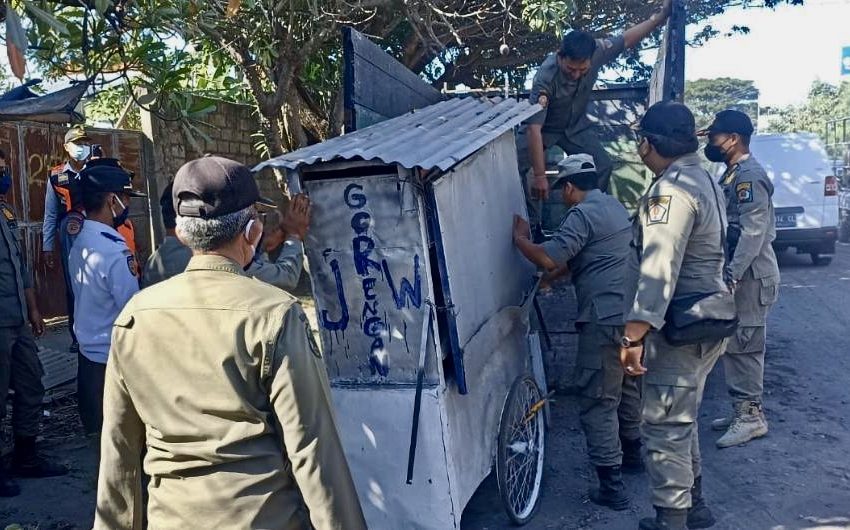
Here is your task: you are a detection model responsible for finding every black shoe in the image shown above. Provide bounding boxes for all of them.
[639,506,688,530]
[70,340,80,354]
[11,436,68,478]
[687,476,716,529]
[589,465,630,511]
[0,468,21,497]
[621,436,644,473]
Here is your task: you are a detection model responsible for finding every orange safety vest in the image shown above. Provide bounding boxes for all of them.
[118,220,140,276]
[49,164,83,214]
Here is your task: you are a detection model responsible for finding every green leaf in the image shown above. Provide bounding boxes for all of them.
[94,0,111,15]
[137,92,158,106]
[22,0,71,36]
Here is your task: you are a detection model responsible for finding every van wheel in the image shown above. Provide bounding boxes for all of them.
[810,253,832,266]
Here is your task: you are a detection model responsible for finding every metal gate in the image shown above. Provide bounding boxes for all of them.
[0,122,151,318]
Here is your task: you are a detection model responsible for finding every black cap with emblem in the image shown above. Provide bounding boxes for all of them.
[697,109,755,137]
[637,100,698,144]
[172,156,276,219]
[79,158,146,197]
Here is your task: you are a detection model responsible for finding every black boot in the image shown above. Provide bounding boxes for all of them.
[589,465,630,510]
[0,466,21,497]
[620,436,644,473]
[639,506,688,530]
[687,476,716,529]
[11,436,68,478]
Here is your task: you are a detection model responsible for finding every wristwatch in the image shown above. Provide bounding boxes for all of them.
[620,335,644,348]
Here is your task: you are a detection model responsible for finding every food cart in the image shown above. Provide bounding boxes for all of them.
[256,96,548,528]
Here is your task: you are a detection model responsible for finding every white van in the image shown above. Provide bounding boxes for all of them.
[748,133,840,266]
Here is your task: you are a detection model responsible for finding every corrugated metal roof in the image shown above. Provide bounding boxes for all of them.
[254,97,540,172]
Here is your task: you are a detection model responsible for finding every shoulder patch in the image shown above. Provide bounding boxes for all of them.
[598,38,614,50]
[300,311,322,358]
[646,196,672,225]
[1,205,17,230]
[736,181,753,203]
[66,217,82,235]
[126,254,138,277]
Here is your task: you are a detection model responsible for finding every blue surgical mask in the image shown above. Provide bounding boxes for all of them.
[0,169,11,195]
[67,142,92,162]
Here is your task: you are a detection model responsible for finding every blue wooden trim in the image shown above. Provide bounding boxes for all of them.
[424,181,468,395]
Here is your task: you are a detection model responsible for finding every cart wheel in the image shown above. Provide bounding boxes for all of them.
[496,375,545,526]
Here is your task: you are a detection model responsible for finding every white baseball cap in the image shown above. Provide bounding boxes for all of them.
[552,154,597,189]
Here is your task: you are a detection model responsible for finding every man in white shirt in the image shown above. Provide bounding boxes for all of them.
[68,158,145,435]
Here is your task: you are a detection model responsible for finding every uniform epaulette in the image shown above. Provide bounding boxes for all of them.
[100,231,125,244]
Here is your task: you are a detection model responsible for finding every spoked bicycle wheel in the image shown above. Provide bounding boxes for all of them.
[496,375,546,525]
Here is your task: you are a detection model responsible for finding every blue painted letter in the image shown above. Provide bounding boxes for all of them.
[383,255,422,310]
[320,259,349,331]
[344,183,366,209]
[353,236,382,276]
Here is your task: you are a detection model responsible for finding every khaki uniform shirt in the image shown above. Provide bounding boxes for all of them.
[246,239,305,290]
[541,189,635,325]
[719,155,780,282]
[143,237,304,291]
[629,153,727,329]
[95,255,366,530]
[141,236,192,288]
[527,35,625,135]
[0,201,31,326]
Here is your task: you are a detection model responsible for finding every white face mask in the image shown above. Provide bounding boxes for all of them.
[244,219,262,261]
[67,142,92,161]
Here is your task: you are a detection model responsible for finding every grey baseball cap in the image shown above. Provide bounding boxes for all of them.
[551,154,597,189]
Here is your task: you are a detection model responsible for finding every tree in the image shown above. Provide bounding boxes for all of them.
[5,0,807,163]
[685,78,760,128]
[766,81,850,140]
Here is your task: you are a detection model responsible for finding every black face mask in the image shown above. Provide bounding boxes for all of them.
[0,169,11,195]
[704,137,732,163]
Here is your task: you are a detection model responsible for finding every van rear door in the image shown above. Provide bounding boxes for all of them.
[751,134,831,230]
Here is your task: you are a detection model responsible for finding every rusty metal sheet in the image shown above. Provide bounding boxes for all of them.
[0,122,150,318]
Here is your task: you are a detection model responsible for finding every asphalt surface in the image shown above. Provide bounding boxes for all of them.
[462,242,850,530]
[3,244,850,529]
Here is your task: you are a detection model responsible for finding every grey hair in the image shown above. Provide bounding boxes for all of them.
[176,206,254,251]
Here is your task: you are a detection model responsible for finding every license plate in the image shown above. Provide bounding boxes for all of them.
[775,213,797,228]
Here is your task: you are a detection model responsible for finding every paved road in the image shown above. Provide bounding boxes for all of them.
[462,243,850,530]
[3,246,850,529]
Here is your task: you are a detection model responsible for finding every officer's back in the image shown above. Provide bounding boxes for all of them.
[95,157,365,530]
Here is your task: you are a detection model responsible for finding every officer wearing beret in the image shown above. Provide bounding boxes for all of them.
[622,101,727,530]
[95,156,366,530]
[700,110,779,449]
[68,158,145,435]
[513,153,642,511]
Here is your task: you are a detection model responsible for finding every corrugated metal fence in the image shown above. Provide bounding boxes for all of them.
[0,122,151,318]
